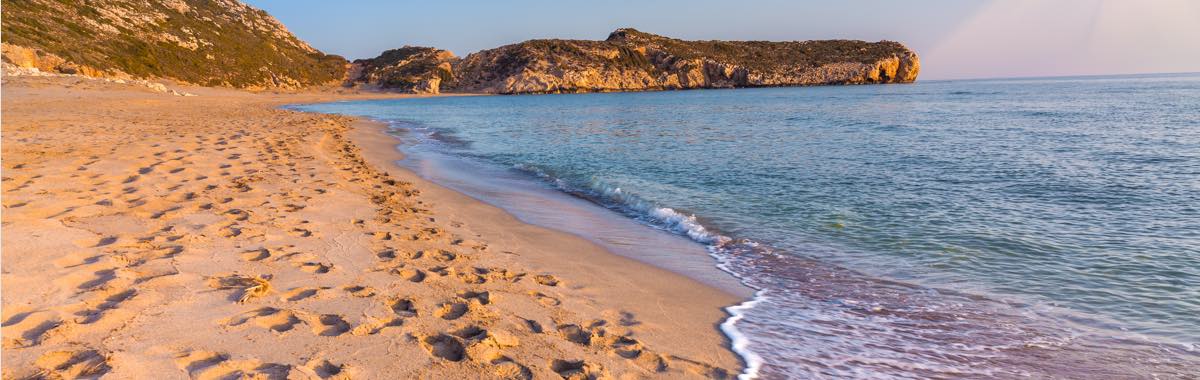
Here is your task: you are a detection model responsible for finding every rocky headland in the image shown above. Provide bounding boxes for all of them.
[351,28,919,94]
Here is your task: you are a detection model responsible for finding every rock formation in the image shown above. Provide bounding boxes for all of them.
[346,47,456,94]
[1,0,346,89]
[362,28,919,94]
[2,0,919,94]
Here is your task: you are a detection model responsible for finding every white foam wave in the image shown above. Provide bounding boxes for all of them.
[524,168,766,379]
[507,163,769,378]
[723,290,767,380]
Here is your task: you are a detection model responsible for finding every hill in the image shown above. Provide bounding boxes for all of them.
[358,28,920,94]
[1,0,346,89]
[346,46,456,94]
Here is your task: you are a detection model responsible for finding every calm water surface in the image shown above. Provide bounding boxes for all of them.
[294,73,1200,378]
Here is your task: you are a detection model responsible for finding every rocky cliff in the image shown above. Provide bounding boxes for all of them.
[1,0,346,89]
[363,28,919,94]
[346,46,456,94]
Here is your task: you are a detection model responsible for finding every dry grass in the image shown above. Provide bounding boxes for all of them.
[211,274,273,303]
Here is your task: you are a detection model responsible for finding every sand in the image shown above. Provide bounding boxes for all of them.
[0,74,745,379]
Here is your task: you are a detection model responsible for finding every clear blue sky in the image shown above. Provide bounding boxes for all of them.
[245,0,1200,80]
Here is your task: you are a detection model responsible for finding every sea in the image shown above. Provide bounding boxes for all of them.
[291,73,1200,379]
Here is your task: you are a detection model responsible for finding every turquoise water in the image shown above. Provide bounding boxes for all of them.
[294,73,1199,378]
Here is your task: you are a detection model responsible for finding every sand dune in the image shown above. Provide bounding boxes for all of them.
[1,75,742,379]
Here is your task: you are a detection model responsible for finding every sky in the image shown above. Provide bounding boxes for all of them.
[244,0,1200,80]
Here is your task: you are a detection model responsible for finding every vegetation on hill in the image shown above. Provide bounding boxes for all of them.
[606,28,915,72]
[449,28,921,94]
[347,46,456,93]
[1,0,347,88]
[1,2,918,95]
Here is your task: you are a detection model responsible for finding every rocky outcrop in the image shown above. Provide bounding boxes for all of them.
[1,0,347,89]
[346,46,456,94]
[0,44,109,78]
[1,2,917,94]
[444,28,919,94]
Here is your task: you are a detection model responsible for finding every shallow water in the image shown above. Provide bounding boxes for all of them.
[294,73,1200,378]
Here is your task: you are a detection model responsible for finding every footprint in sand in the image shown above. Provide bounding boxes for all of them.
[223,307,302,333]
[487,355,532,380]
[1,310,63,348]
[77,268,119,290]
[174,351,290,380]
[428,249,457,262]
[426,266,450,276]
[487,268,525,283]
[629,351,669,373]
[224,209,250,221]
[434,301,469,320]
[280,286,329,302]
[283,203,305,212]
[297,262,333,274]
[457,290,490,306]
[375,249,397,260]
[528,291,561,307]
[302,359,353,379]
[214,222,242,238]
[239,248,270,262]
[395,268,425,282]
[288,227,314,238]
[519,318,544,334]
[343,285,376,298]
[75,288,138,324]
[557,324,592,346]
[349,317,403,336]
[550,359,591,379]
[420,334,466,362]
[388,298,418,317]
[308,314,351,337]
[534,274,560,287]
[453,267,488,284]
[450,325,488,341]
[34,349,111,379]
[603,334,646,359]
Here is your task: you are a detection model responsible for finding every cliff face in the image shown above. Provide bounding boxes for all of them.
[346,46,456,94]
[1,0,347,89]
[446,28,919,94]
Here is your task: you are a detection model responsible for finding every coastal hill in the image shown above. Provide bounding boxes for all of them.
[354,28,920,94]
[346,46,457,93]
[1,0,918,93]
[0,0,346,89]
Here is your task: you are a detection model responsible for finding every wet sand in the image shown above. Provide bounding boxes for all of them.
[0,74,744,379]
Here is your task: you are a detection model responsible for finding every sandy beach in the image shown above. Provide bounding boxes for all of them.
[1,75,744,379]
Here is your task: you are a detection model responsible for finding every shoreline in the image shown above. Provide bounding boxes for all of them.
[339,112,763,376]
[344,114,750,363]
[287,84,1200,379]
[337,112,752,295]
[1,74,746,378]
